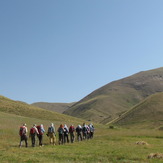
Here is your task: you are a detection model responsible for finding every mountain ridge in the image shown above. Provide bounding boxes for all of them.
[64,67,163,123]
[31,102,75,113]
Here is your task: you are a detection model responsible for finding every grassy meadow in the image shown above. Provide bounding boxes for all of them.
[1,112,163,163]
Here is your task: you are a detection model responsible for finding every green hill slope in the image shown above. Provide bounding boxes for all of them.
[31,102,75,113]
[111,92,163,128]
[0,95,83,124]
[64,67,163,123]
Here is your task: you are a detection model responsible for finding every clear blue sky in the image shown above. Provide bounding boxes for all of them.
[0,0,163,104]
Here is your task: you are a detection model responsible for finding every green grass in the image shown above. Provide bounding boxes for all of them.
[0,95,84,125]
[1,112,163,163]
[111,92,163,128]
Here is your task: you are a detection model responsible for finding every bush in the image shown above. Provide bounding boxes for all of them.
[109,125,114,129]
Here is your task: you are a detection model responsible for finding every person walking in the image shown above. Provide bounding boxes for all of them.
[30,124,39,147]
[76,125,83,141]
[69,124,75,143]
[58,124,65,145]
[86,125,90,139]
[19,123,28,148]
[47,123,56,145]
[89,123,95,139]
[63,124,69,143]
[37,124,45,146]
[82,123,88,140]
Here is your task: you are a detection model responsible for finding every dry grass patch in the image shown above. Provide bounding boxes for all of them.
[148,153,163,159]
[135,141,149,145]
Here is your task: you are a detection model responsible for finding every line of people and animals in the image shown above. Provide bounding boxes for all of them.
[19,122,95,147]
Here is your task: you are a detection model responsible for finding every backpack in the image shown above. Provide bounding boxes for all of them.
[87,126,90,133]
[19,126,26,136]
[76,126,82,133]
[64,127,69,135]
[58,127,63,135]
[90,126,94,132]
[48,126,54,133]
[30,127,36,134]
[37,125,42,135]
[83,126,87,133]
[69,126,75,133]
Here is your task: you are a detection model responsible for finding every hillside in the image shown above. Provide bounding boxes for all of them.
[64,67,163,123]
[0,95,84,125]
[31,102,75,113]
[111,92,163,128]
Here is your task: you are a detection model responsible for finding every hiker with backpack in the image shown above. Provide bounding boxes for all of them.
[76,125,83,141]
[86,125,90,139]
[47,123,56,145]
[37,124,45,146]
[69,124,75,143]
[89,123,95,139]
[82,123,88,140]
[29,124,39,147]
[63,124,69,143]
[19,123,28,148]
[57,124,65,145]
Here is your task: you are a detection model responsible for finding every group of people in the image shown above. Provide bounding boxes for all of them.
[19,122,95,147]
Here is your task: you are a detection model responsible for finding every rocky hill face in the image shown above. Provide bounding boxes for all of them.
[64,67,163,123]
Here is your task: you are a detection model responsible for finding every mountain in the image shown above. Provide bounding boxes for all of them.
[111,92,163,128]
[31,102,75,113]
[64,67,163,123]
[0,95,83,124]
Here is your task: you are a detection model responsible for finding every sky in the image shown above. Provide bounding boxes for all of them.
[0,0,163,104]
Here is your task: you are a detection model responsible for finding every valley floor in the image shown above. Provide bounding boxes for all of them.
[1,112,163,162]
